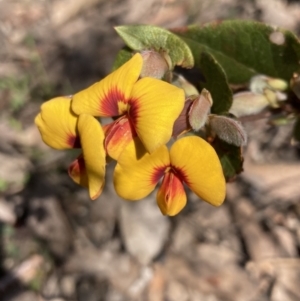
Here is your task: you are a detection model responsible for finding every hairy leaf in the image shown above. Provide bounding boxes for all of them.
[209,115,247,146]
[115,25,194,68]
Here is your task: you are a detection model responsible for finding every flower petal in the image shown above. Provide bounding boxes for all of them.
[113,138,170,200]
[104,116,137,160]
[129,77,185,153]
[35,96,80,149]
[72,53,143,117]
[170,136,226,206]
[77,114,106,200]
[157,171,187,216]
[68,154,89,188]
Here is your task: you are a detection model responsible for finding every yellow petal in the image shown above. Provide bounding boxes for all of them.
[35,96,79,149]
[113,138,170,200]
[72,53,143,117]
[170,136,226,206]
[129,77,185,153]
[78,114,106,200]
[68,154,89,188]
[157,171,187,216]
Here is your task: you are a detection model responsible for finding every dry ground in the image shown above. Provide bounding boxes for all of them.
[0,0,300,300]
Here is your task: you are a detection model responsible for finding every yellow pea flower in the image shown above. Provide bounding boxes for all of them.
[114,136,226,216]
[72,53,185,160]
[35,97,105,200]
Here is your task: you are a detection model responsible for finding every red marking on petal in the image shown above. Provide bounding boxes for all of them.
[151,166,167,185]
[171,165,190,186]
[157,170,187,216]
[69,155,85,176]
[67,134,81,148]
[128,98,139,127]
[100,87,126,116]
[159,171,183,204]
[104,116,137,160]
[68,155,88,188]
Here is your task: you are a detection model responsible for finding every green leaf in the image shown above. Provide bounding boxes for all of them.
[112,47,133,71]
[212,137,244,181]
[115,25,194,68]
[173,20,300,84]
[199,52,232,114]
[293,117,300,142]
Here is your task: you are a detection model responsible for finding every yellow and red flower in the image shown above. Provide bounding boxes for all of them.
[114,136,226,216]
[35,97,106,200]
[34,53,225,215]
[72,53,185,160]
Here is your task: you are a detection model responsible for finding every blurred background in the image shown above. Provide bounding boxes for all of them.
[1,0,300,300]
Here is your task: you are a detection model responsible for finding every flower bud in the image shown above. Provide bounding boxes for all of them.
[250,75,287,94]
[264,89,287,108]
[266,78,288,91]
[249,75,287,108]
[172,74,199,96]
[230,92,269,117]
[208,115,247,146]
[189,89,213,131]
[140,50,169,79]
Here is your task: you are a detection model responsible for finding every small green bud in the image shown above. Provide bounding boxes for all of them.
[208,115,247,146]
[188,89,212,131]
[266,78,288,91]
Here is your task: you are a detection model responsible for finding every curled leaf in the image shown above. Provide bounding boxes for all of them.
[115,25,194,68]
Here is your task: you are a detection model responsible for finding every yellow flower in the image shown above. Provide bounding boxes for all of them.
[35,97,105,200]
[113,136,226,216]
[72,53,185,160]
